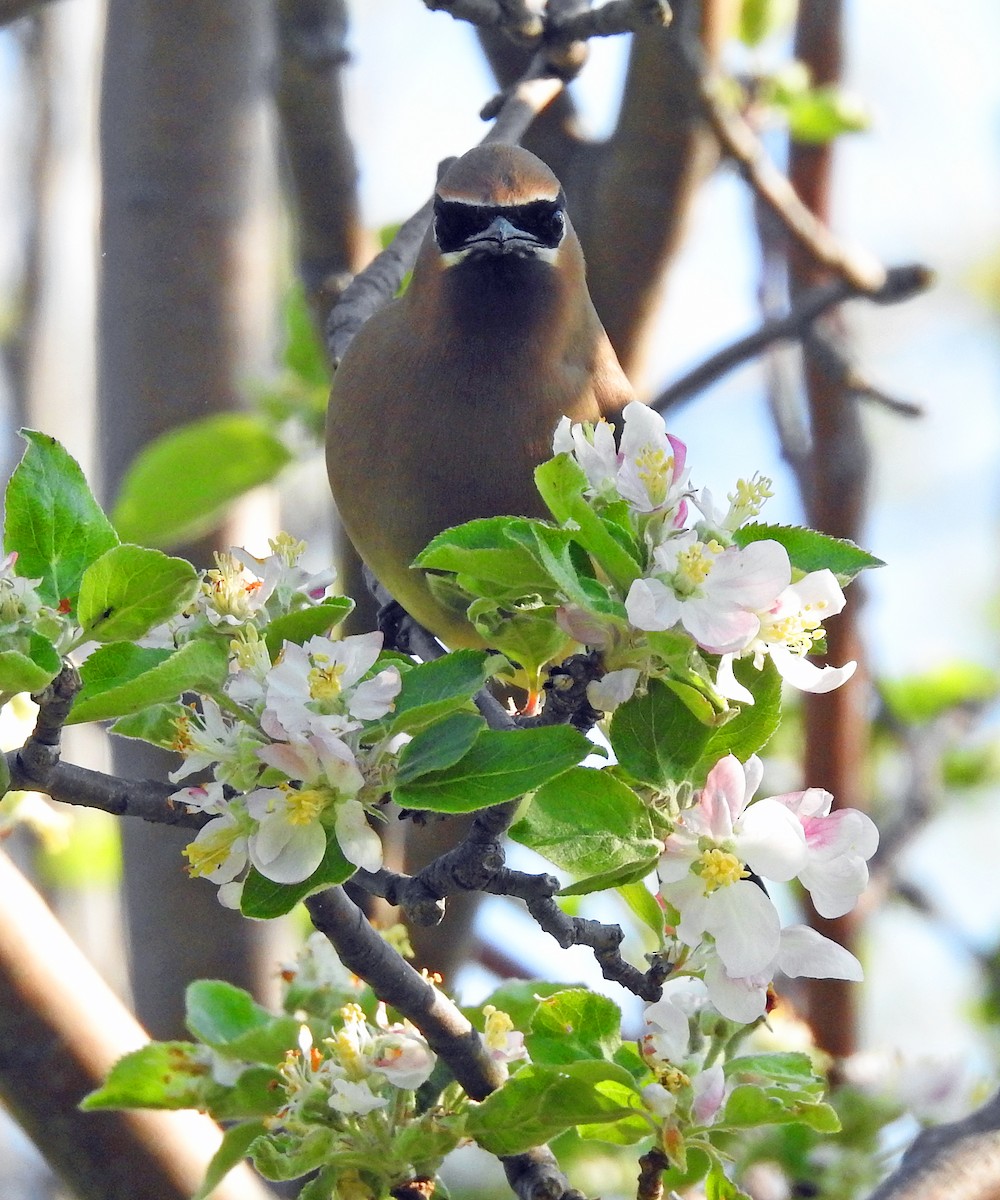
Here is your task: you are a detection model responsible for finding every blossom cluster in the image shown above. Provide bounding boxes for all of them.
[553,402,857,710]
[166,538,401,906]
[656,753,878,1023]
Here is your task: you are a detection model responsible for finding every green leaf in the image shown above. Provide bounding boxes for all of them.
[465,1060,646,1156]
[249,1127,337,1182]
[732,524,883,582]
[240,832,355,919]
[880,662,1000,724]
[110,702,188,749]
[610,679,713,788]
[77,545,199,642]
[660,1147,713,1192]
[737,0,795,44]
[559,857,659,897]
[4,429,119,607]
[722,1084,840,1132]
[67,639,229,725]
[617,880,665,939]
[185,980,272,1046]
[81,1042,210,1111]
[510,766,660,883]
[112,414,293,548]
[724,1052,825,1096]
[211,1066,284,1119]
[282,283,331,390]
[396,711,486,785]
[785,85,870,144]
[701,656,782,765]
[392,725,591,813]
[193,1121,268,1200]
[387,649,499,735]
[184,979,300,1065]
[526,989,622,1065]
[468,981,569,1036]
[534,455,641,592]
[705,1160,747,1200]
[262,599,354,657]
[0,750,9,799]
[0,633,62,694]
[415,517,566,595]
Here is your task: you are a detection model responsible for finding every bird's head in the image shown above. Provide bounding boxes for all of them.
[433,143,567,267]
[411,144,585,333]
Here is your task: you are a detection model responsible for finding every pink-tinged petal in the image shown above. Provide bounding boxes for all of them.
[774,787,833,820]
[737,798,808,882]
[683,599,759,655]
[703,881,781,977]
[667,433,687,477]
[701,755,746,834]
[258,739,316,781]
[776,925,863,981]
[771,645,857,693]
[716,653,755,704]
[799,856,870,919]
[703,957,769,1023]
[802,808,879,861]
[743,755,764,803]
[626,577,681,632]
[710,540,791,610]
[692,1063,726,1124]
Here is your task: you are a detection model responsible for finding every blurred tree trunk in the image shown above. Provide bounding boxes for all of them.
[788,0,870,1061]
[97,0,283,1039]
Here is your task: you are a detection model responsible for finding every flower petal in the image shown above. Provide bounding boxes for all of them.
[703,881,781,977]
[776,925,863,981]
[737,798,808,882]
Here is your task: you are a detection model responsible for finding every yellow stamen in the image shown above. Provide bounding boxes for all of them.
[283,785,328,826]
[674,541,721,593]
[183,825,239,879]
[635,444,675,508]
[696,847,748,893]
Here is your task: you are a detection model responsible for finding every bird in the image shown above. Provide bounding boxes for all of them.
[326,142,635,650]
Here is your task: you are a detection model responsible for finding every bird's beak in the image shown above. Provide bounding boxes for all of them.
[461,215,544,258]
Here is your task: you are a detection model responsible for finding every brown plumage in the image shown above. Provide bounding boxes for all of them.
[326,143,634,647]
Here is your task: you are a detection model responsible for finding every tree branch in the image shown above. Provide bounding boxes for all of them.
[651,263,932,413]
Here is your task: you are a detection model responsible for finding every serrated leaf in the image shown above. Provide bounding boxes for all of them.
[67,639,229,725]
[77,545,199,642]
[387,649,498,735]
[4,429,119,607]
[110,702,188,749]
[701,656,782,765]
[263,599,354,657]
[392,725,590,813]
[526,989,622,1065]
[396,711,486,785]
[468,981,569,1036]
[511,766,660,883]
[722,1083,840,1132]
[112,414,293,549]
[559,857,659,897]
[239,832,355,920]
[724,1052,825,1095]
[732,524,883,582]
[415,517,561,594]
[465,1060,646,1156]
[610,679,713,788]
[80,1042,210,1111]
[185,980,272,1046]
[0,634,61,693]
[193,1121,268,1200]
[249,1127,337,1182]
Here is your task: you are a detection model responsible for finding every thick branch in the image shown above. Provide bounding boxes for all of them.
[0,849,275,1200]
[274,0,371,323]
[866,1089,1000,1200]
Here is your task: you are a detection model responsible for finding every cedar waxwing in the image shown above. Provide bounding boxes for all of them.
[326,142,635,648]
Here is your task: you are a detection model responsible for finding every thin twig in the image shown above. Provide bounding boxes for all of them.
[685,45,885,293]
[652,263,932,414]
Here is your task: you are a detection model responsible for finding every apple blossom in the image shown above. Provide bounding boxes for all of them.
[658,754,807,977]
[716,568,856,701]
[625,532,791,654]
